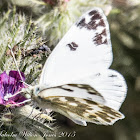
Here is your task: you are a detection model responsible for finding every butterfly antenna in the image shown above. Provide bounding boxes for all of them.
[9,99,32,107]
[8,45,25,84]
[21,81,31,88]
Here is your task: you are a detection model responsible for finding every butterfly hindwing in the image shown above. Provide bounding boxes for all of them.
[40,7,113,87]
[35,76,126,126]
[36,96,124,126]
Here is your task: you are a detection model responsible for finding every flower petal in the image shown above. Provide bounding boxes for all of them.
[0,71,27,106]
[0,96,3,104]
[0,72,9,98]
[9,71,25,81]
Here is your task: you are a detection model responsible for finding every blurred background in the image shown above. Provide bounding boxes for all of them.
[0,0,140,140]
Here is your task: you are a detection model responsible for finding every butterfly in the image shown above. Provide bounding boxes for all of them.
[24,7,127,126]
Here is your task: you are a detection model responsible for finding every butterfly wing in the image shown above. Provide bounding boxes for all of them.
[40,7,113,87]
[36,70,127,126]
[38,69,127,111]
[37,83,105,106]
[35,96,124,126]
[72,69,127,110]
[35,8,127,125]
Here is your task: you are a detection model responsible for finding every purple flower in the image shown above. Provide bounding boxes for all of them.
[0,71,27,107]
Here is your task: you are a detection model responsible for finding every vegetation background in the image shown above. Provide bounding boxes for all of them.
[0,0,140,140]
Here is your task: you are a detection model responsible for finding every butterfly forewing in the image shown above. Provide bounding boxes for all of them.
[72,69,127,110]
[38,84,105,105]
[40,8,113,87]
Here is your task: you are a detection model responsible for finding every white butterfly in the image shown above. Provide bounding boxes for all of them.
[25,7,127,126]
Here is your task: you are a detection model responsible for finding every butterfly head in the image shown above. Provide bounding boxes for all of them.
[27,85,48,97]
[24,85,39,98]
[24,85,49,105]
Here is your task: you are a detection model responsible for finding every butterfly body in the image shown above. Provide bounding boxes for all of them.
[29,7,127,126]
